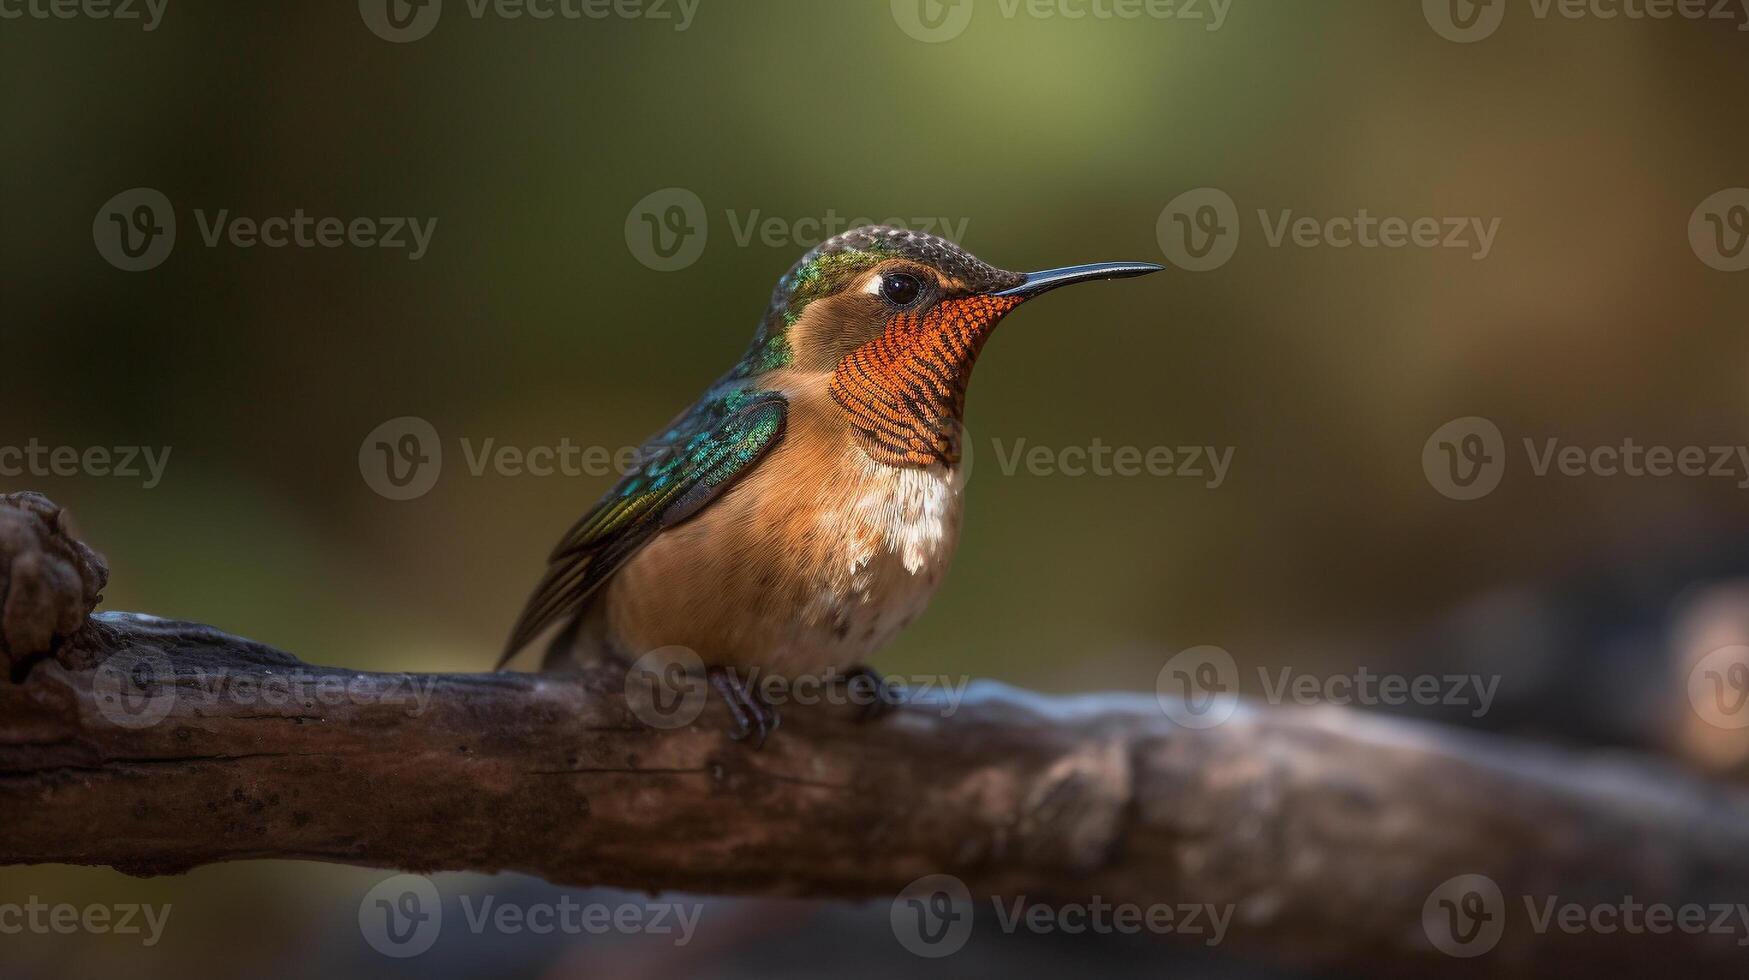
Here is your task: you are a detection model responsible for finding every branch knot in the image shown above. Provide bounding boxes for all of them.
[0,492,108,680]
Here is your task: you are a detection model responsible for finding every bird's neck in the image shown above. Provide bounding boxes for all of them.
[827,295,1020,468]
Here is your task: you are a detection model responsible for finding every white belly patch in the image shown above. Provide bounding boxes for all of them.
[804,457,964,637]
[847,460,959,575]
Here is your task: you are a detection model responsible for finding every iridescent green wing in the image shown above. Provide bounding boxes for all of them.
[498,387,787,667]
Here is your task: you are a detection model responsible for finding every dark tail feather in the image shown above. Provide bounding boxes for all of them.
[496,551,601,670]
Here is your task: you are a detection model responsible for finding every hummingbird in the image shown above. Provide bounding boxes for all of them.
[499,226,1160,742]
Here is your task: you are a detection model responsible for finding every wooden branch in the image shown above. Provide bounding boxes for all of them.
[4,493,1749,977]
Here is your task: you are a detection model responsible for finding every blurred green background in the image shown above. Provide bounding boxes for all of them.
[5,1,1749,976]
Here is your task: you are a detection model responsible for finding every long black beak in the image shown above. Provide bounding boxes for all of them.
[992,261,1164,300]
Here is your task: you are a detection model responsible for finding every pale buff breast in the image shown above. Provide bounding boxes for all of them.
[593,378,964,679]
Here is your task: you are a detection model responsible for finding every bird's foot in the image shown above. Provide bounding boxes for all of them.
[708,666,779,748]
[840,664,902,722]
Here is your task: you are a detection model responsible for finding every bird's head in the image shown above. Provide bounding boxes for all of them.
[737,225,1160,467]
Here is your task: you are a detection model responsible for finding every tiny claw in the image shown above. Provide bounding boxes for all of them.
[709,666,778,748]
[746,694,779,748]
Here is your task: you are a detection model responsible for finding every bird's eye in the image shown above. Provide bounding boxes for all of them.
[879,272,923,307]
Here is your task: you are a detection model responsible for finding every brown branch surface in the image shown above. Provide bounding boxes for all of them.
[3,494,1749,978]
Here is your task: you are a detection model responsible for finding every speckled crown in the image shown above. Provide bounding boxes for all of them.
[775,225,1024,303]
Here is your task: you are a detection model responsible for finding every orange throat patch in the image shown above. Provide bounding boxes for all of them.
[828,294,1022,468]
